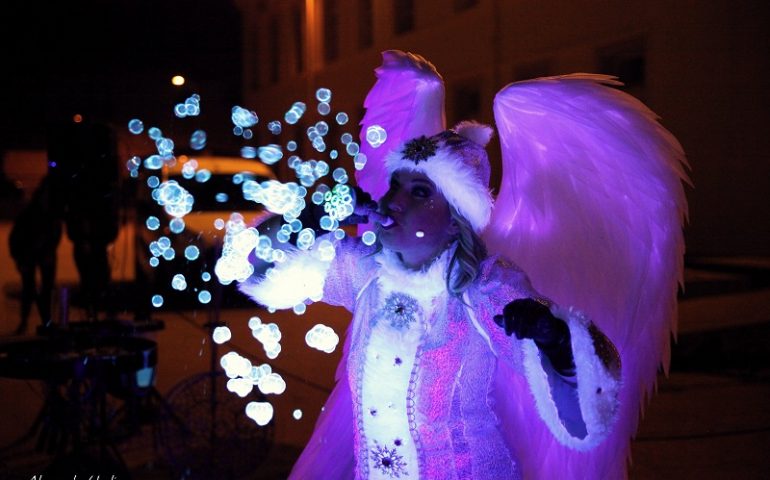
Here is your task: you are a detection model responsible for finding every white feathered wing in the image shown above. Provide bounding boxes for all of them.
[485,74,690,478]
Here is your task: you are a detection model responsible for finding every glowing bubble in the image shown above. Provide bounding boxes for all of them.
[288,219,302,233]
[146,216,160,231]
[243,128,253,140]
[147,176,159,188]
[156,137,174,156]
[241,146,257,159]
[148,127,162,140]
[305,324,339,353]
[158,236,171,250]
[216,192,228,203]
[329,150,338,160]
[198,290,212,304]
[268,121,282,135]
[231,106,258,127]
[317,102,331,115]
[335,112,348,125]
[293,409,303,420]
[128,119,144,134]
[233,126,243,136]
[171,274,187,291]
[130,170,138,178]
[245,401,273,426]
[162,248,176,261]
[149,257,159,267]
[354,153,368,170]
[311,191,325,205]
[144,155,163,170]
[332,168,348,184]
[182,159,198,178]
[286,140,297,151]
[169,217,185,234]
[296,228,316,250]
[174,103,187,118]
[149,241,163,257]
[151,294,164,308]
[340,133,353,145]
[184,245,200,260]
[345,141,360,156]
[258,145,283,165]
[126,156,141,172]
[257,373,286,395]
[293,303,307,315]
[232,173,244,184]
[201,271,211,282]
[315,88,332,102]
[362,231,377,246]
[315,121,329,136]
[334,228,346,240]
[190,130,207,150]
[156,181,194,218]
[319,215,334,231]
[212,326,232,344]
[248,316,262,330]
[227,377,254,397]
[365,125,388,148]
[195,169,212,183]
[214,218,225,230]
[284,101,306,124]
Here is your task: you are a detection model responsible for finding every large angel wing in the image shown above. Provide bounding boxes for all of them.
[355,50,445,201]
[486,75,690,478]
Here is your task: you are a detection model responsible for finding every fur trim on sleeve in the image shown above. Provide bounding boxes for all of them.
[521,306,621,450]
[238,247,334,310]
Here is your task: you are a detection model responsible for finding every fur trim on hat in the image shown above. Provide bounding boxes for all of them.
[385,123,494,233]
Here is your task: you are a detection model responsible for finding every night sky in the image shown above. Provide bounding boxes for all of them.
[3,0,242,150]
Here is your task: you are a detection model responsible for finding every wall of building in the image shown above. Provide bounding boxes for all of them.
[235,0,770,257]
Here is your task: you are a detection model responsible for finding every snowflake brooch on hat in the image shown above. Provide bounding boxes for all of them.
[402,135,438,163]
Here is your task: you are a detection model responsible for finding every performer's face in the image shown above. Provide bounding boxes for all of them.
[378,170,458,269]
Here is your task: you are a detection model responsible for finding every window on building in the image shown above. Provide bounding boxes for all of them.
[293,7,304,74]
[454,0,478,11]
[269,18,280,83]
[597,37,646,99]
[453,81,482,123]
[359,0,374,48]
[393,0,414,34]
[513,60,552,81]
[324,0,339,62]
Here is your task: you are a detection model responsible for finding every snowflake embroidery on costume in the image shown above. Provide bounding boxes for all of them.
[381,292,421,330]
[401,135,438,163]
[370,442,408,478]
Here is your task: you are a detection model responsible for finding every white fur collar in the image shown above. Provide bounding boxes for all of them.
[375,247,450,312]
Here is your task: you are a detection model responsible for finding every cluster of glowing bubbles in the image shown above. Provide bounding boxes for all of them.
[126,86,389,424]
[214,213,259,284]
[246,401,274,426]
[249,316,282,359]
[305,324,339,354]
[174,94,201,118]
[153,180,194,218]
[212,325,232,344]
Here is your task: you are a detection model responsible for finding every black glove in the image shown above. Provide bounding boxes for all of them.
[494,298,576,376]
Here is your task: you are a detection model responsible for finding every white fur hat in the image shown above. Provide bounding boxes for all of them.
[384,121,494,233]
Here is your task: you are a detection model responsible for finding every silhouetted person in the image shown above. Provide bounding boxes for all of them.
[9,175,63,334]
[48,119,119,320]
